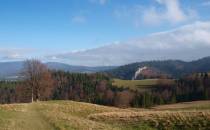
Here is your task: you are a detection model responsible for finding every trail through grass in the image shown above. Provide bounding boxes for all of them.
[0,103,55,130]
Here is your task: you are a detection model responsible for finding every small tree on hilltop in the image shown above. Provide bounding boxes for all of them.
[22,59,54,102]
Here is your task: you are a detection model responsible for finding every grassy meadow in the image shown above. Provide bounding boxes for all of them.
[0,100,210,130]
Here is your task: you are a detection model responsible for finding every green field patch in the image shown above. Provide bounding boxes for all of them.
[112,79,174,91]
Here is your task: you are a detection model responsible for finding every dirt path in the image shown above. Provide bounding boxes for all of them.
[6,103,55,130]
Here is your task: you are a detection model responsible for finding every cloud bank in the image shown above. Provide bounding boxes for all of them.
[47,21,210,66]
[0,48,34,61]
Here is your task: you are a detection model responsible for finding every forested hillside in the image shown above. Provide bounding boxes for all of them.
[107,56,210,79]
[1,70,210,108]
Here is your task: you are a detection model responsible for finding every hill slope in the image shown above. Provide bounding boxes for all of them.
[107,56,210,79]
[0,100,210,130]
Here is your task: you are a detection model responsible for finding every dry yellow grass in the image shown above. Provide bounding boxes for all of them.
[1,100,210,130]
[88,110,210,130]
[151,100,210,110]
[35,101,131,130]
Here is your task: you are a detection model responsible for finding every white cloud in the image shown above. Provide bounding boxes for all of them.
[3,53,21,59]
[158,0,186,22]
[89,0,108,5]
[0,48,35,61]
[202,1,210,6]
[47,21,210,66]
[114,0,197,27]
[71,16,87,24]
[50,56,58,60]
[143,0,197,25]
[142,7,162,25]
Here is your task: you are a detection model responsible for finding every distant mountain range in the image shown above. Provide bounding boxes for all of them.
[107,56,210,80]
[0,61,116,79]
[46,62,116,73]
[1,56,210,80]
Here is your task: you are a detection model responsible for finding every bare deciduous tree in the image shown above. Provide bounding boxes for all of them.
[23,59,54,102]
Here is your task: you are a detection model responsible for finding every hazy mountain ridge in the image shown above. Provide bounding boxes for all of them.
[0,61,24,78]
[1,56,210,80]
[46,62,116,73]
[107,56,210,79]
[0,61,116,79]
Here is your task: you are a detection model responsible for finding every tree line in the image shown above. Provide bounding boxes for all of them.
[0,59,210,108]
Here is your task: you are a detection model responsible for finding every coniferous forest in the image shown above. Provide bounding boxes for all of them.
[1,60,210,108]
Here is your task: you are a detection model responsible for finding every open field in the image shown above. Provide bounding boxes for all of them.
[0,100,210,130]
[112,79,175,91]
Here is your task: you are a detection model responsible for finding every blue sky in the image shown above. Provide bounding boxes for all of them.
[1,0,210,65]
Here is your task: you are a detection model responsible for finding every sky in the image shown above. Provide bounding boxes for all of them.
[1,0,210,66]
